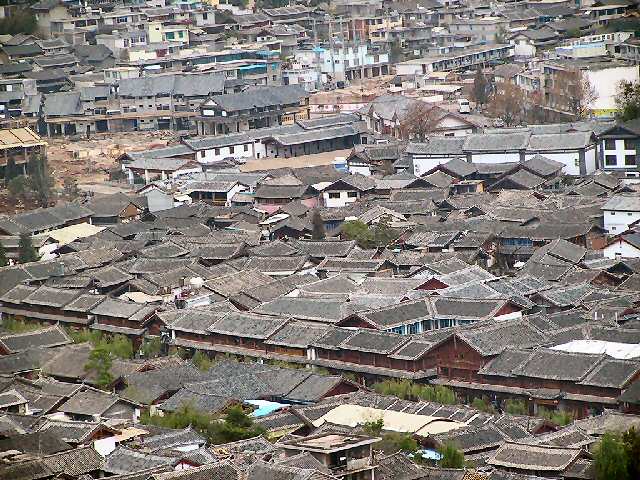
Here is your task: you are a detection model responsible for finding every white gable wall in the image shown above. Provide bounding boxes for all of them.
[603,239,640,259]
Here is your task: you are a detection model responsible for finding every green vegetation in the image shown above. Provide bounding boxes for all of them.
[311,209,326,240]
[85,344,114,389]
[471,397,495,413]
[538,407,573,426]
[0,241,8,267]
[377,432,419,454]
[362,418,384,436]
[1,317,41,333]
[438,442,465,468]
[141,403,266,445]
[0,9,37,35]
[593,427,640,480]
[622,427,640,480]
[68,329,134,359]
[192,351,214,371]
[27,154,55,208]
[18,233,38,263]
[141,337,162,358]
[372,380,456,404]
[7,175,29,204]
[594,432,630,480]
[615,80,640,122]
[504,399,528,415]
[342,219,398,248]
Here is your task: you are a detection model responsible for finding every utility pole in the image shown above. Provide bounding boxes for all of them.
[313,18,322,91]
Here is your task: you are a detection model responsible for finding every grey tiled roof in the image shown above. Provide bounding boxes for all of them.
[206,84,308,112]
[104,447,176,475]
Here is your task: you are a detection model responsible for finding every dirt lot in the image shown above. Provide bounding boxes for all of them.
[46,130,180,187]
[0,131,180,215]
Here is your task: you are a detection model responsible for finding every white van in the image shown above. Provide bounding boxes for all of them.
[458,98,471,114]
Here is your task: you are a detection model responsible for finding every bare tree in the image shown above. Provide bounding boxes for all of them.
[524,90,548,124]
[550,68,597,118]
[400,102,441,142]
[488,83,525,127]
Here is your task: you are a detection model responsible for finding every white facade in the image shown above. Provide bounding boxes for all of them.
[586,65,639,116]
[196,142,257,164]
[601,138,637,170]
[471,152,521,164]
[293,45,389,82]
[322,189,361,208]
[524,147,597,176]
[603,238,640,259]
[603,209,640,234]
[412,155,457,176]
[283,67,319,91]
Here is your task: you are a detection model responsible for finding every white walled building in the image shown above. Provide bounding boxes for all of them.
[293,44,390,83]
[597,122,639,174]
[602,195,640,234]
[603,233,640,259]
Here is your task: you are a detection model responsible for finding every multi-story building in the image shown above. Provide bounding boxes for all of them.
[541,58,639,118]
[293,43,390,83]
[396,44,513,75]
[195,84,310,136]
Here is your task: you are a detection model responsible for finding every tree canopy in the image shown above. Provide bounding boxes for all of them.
[594,432,630,480]
[18,233,38,263]
[438,442,465,468]
[615,80,640,122]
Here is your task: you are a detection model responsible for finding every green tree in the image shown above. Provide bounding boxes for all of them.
[8,175,29,204]
[438,442,465,468]
[538,407,573,426]
[27,154,54,208]
[362,418,384,436]
[141,337,162,358]
[4,157,18,184]
[342,220,373,247]
[63,177,80,199]
[142,403,265,445]
[622,427,640,479]
[0,9,37,35]
[18,233,38,263]
[192,351,213,371]
[85,344,114,389]
[377,432,418,454]
[504,399,528,415]
[472,68,489,109]
[104,334,134,359]
[594,433,630,480]
[615,80,640,121]
[0,241,8,267]
[311,209,326,240]
[2,317,40,333]
[372,380,456,404]
[471,397,495,413]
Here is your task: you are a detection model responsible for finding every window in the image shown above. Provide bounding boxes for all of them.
[625,154,636,166]
[605,155,617,166]
[604,139,615,150]
[611,226,617,231]
[347,191,358,198]
[625,139,635,149]
[611,212,616,215]
[229,146,235,154]
[328,192,340,199]
[244,144,249,152]
[214,148,220,155]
